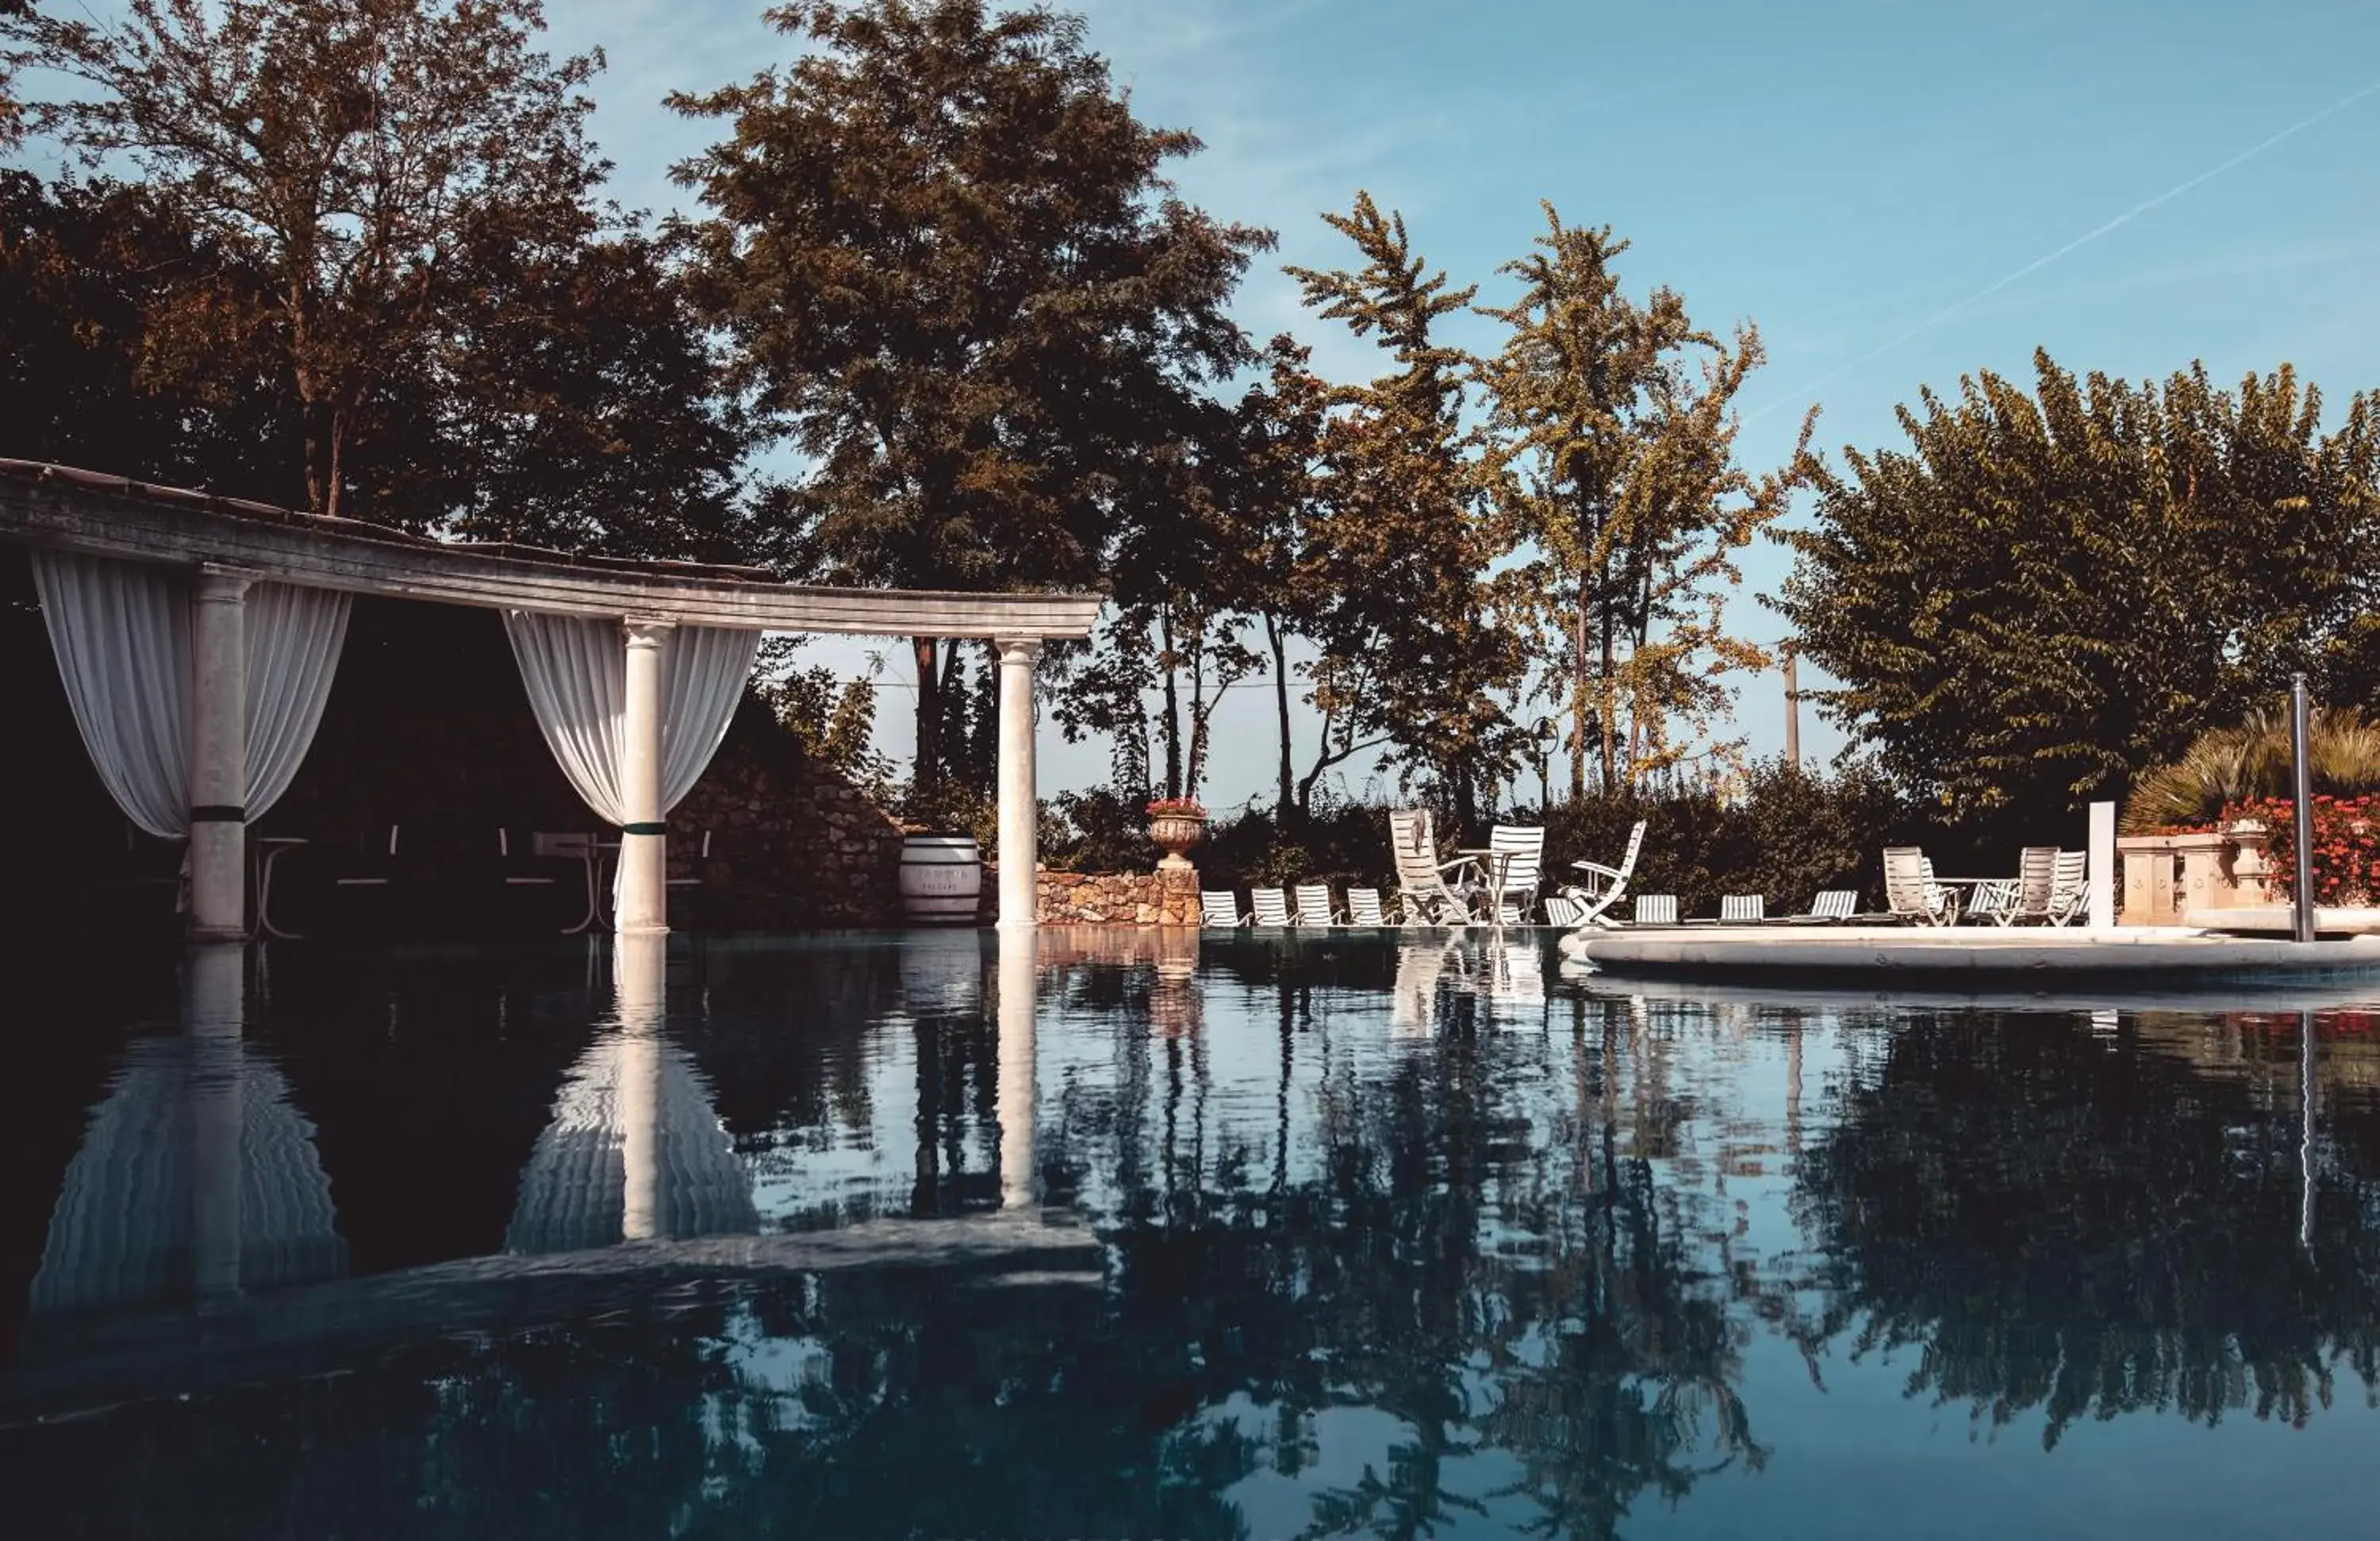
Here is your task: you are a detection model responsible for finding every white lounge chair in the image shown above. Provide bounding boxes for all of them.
[1560,819,1649,928]
[1250,887,1292,927]
[1542,893,1585,928]
[1292,883,1339,926]
[1989,847,2059,926]
[2048,850,2089,926]
[1200,890,1245,926]
[1346,888,1393,926]
[1631,893,1679,925]
[1882,847,1960,925]
[1389,808,1476,926]
[1715,894,1765,924]
[1786,890,1860,924]
[1488,824,1546,924]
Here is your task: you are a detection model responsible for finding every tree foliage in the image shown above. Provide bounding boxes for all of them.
[1779,350,2380,825]
[5,0,612,518]
[1286,191,1526,831]
[1478,205,1816,796]
[669,0,1268,798]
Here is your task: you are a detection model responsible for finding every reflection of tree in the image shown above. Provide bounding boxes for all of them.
[1067,993,1770,1539]
[1795,1011,2380,1447]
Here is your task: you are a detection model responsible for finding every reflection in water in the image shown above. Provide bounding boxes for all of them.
[4,936,2380,1537]
[504,936,755,1252]
[32,946,344,1315]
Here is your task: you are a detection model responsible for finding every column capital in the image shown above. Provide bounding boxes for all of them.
[622,615,678,647]
[995,635,1043,665]
[195,563,257,601]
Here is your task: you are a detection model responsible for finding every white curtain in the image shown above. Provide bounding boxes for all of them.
[502,610,758,823]
[30,548,352,836]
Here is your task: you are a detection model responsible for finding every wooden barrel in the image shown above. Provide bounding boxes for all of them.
[899,833,983,924]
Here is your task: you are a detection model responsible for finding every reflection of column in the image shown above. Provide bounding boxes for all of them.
[996,928,1038,1210]
[995,636,1042,928]
[1785,1016,1803,1159]
[618,618,674,936]
[2301,1009,2318,1252]
[616,932,666,1240]
[189,567,251,941]
[186,943,245,1298]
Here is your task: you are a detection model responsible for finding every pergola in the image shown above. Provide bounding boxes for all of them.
[0,460,1104,936]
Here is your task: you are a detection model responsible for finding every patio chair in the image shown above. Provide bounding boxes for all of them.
[1542,893,1585,928]
[1784,890,1860,924]
[1989,846,2059,926]
[1292,884,1340,926]
[1715,894,1766,924]
[1249,887,1293,927]
[1346,888,1393,926]
[1882,847,1960,925]
[2048,850,2090,926]
[1488,824,1546,924]
[1200,890,1245,926]
[1389,808,1476,926]
[1560,820,1649,928]
[1630,893,1679,926]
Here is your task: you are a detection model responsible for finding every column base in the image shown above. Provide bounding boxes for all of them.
[187,924,248,944]
[618,923,670,938]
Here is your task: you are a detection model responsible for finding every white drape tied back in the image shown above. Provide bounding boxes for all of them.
[501,610,758,824]
[30,548,351,836]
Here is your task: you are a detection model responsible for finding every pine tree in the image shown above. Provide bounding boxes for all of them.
[1287,192,1526,831]
[1477,204,1815,796]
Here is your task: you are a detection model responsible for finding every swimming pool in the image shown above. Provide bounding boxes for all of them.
[3,928,2376,1538]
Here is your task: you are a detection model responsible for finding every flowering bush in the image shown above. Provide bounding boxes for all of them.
[2225,795,2380,905]
[1145,796,1207,819]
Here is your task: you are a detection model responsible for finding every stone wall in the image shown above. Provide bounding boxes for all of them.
[1033,867,1200,926]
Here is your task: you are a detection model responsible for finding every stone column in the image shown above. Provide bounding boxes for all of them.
[189,567,252,942]
[615,932,666,1241]
[995,636,1042,929]
[2088,800,2117,930]
[996,928,1037,1211]
[617,618,674,936]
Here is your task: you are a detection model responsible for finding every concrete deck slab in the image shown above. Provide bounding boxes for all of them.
[1557,924,2380,983]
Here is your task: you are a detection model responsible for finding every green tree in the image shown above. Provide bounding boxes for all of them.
[1778,351,2380,824]
[6,0,610,519]
[1286,191,1526,831]
[1477,205,1816,797]
[669,0,1269,804]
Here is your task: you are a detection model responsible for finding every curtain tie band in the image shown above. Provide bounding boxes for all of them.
[620,821,667,836]
[190,804,246,823]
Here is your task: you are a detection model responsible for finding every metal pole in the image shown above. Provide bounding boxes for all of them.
[2291,673,2316,944]
[1782,646,1801,771]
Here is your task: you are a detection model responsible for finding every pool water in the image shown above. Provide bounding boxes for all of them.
[3,929,2378,1539]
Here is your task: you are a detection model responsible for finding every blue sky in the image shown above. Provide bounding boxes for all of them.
[556,0,2380,806]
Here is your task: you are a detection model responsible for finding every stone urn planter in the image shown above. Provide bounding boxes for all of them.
[1146,800,1207,873]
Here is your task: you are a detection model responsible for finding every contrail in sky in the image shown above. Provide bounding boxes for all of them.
[1746,76,2380,423]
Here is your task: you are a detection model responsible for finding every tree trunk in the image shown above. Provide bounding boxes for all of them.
[1158,607,1183,800]
[912,636,942,807]
[1598,611,1618,794]
[1265,613,1295,825]
[1571,576,1590,803]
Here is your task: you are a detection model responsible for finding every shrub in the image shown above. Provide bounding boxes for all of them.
[2228,796,2380,905]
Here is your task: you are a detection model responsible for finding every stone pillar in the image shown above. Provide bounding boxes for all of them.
[996,928,1037,1211]
[189,567,252,942]
[185,943,245,1300]
[2088,800,2117,930]
[615,932,666,1240]
[995,636,1042,929]
[617,618,674,936]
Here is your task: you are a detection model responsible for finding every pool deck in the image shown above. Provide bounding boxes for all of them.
[1557,923,2380,984]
